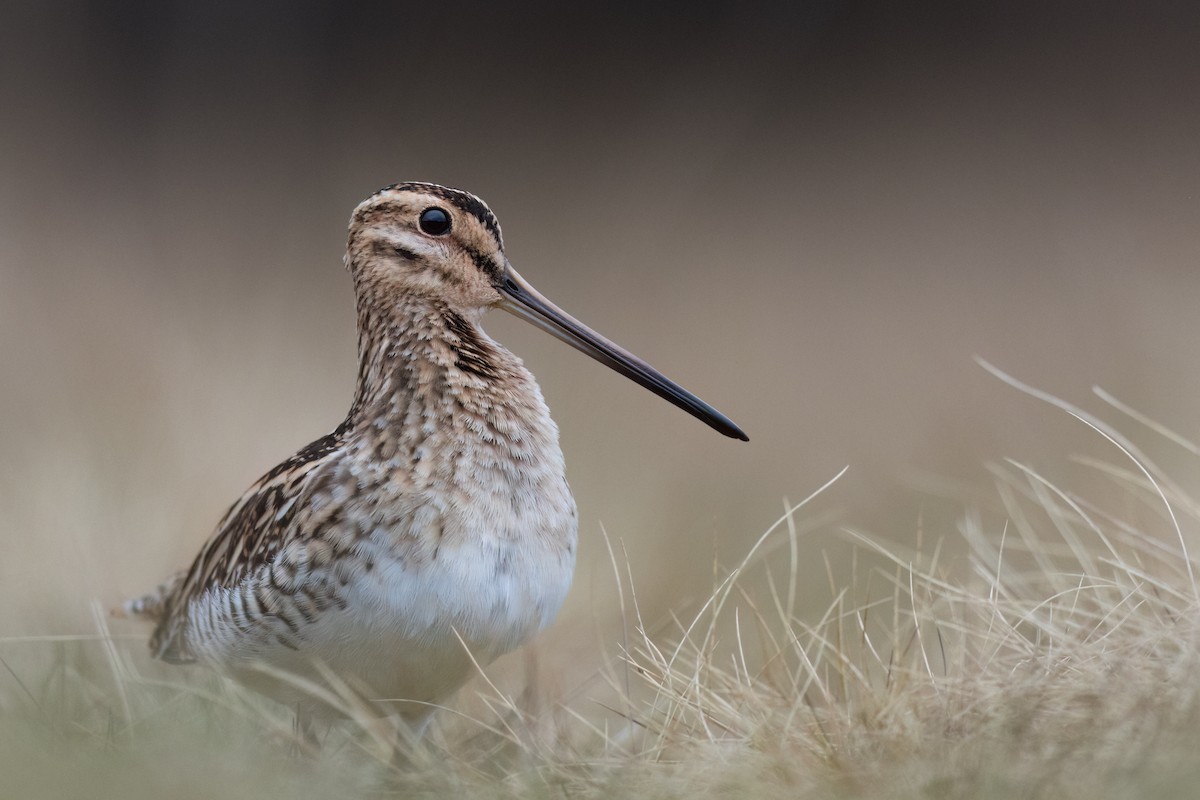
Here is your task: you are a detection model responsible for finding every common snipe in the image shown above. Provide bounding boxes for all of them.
[124,182,746,739]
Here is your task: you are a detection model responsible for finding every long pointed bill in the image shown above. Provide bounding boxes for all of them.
[497,266,749,441]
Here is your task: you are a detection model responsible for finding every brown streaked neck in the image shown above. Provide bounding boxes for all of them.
[343,287,518,433]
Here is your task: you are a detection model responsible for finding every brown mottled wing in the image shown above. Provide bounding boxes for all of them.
[150,432,343,663]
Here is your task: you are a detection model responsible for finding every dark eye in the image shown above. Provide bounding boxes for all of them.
[418,207,451,236]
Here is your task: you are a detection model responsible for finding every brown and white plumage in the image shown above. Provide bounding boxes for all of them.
[125,182,746,731]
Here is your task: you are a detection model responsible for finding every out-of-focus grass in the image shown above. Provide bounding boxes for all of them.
[4,374,1200,799]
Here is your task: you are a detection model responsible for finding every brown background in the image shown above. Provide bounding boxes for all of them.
[2,1,1199,688]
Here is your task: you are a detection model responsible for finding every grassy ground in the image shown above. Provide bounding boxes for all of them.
[3,371,1200,799]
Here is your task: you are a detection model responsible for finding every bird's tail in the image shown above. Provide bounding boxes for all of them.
[113,571,185,621]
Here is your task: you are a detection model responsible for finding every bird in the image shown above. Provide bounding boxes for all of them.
[122,182,747,743]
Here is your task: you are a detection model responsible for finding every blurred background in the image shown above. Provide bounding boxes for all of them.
[2,0,1199,696]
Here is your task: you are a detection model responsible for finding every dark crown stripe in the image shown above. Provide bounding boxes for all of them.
[375,181,504,247]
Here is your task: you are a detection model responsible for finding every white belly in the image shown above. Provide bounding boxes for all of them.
[333,532,574,699]
[206,520,576,720]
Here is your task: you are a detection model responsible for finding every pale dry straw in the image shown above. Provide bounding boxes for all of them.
[3,368,1200,798]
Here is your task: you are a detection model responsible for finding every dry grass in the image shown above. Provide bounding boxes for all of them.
[4,369,1200,799]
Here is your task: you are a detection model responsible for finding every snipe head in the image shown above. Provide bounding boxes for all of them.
[347,182,748,440]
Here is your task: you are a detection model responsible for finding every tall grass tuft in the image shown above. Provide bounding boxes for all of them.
[3,369,1200,798]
